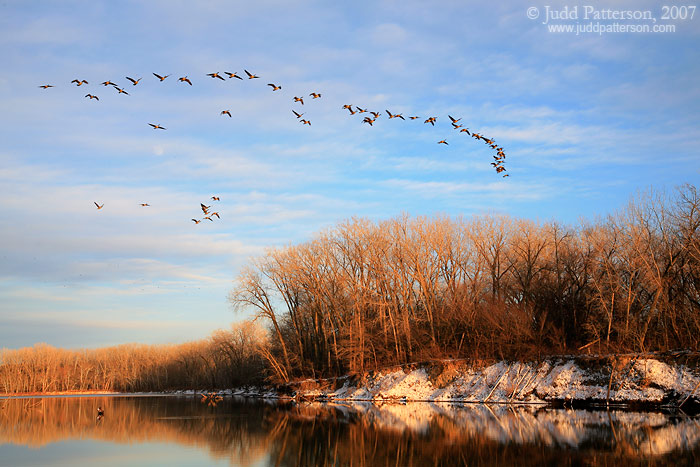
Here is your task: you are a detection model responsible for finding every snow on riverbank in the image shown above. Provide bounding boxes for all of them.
[293,357,700,406]
[174,355,699,408]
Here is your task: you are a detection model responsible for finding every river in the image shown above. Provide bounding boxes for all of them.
[0,395,698,466]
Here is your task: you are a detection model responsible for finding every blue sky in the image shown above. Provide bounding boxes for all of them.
[0,0,698,349]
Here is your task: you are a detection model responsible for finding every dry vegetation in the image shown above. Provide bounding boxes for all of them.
[2,184,699,393]
[0,321,266,394]
[231,184,700,383]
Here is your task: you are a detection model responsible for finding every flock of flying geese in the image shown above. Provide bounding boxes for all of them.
[340,106,508,177]
[192,197,221,224]
[39,69,509,220]
[93,197,223,225]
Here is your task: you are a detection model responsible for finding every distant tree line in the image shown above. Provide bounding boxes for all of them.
[0,321,266,394]
[230,184,700,382]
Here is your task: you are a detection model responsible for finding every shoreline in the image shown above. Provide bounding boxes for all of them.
[5,389,692,414]
[3,354,699,413]
[244,353,700,413]
[0,390,121,397]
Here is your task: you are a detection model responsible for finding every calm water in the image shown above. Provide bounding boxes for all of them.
[0,395,698,466]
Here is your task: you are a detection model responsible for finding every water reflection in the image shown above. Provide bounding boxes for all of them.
[0,396,698,466]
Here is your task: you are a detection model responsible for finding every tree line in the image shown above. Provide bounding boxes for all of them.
[3,184,698,392]
[0,321,266,394]
[230,184,700,382]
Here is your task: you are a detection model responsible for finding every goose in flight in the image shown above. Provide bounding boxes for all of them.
[309,92,321,99]
[85,94,99,100]
[224,72,243,80]
[101,81,117,87]
[115,87,129,95]
[244,69,259,79]
[207,72,225,81]
[294,96,304,105]
[38,84,54,89]
[460,128,471,135]
[201,203,210,214]
[178,76,192,85]
[210,212,220,219]
[192,219,201,224]
[363,117,376,126]
[299,119,311,125]
[448,115,461,124]
[211,196,220,201]
[148,123,166,130]
[152,73,170,81]
[140,203,150,207]
[424,117,437,126]
[386,110,405,120]
[356,107,367,113]
[409,116,420,120]
[267,83,282,91]
[438,140,448,145]
[71,79,88,86]
[292,110,304,119]
[94,202,104,210]
[221,110,232,117]
[126,76,142,85]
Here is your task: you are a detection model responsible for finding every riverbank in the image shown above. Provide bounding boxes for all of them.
[5,352,698,411]
[222,352,700,411]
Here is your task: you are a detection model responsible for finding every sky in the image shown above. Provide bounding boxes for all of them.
[0,0,698,349]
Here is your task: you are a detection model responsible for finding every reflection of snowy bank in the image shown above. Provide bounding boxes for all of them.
[299,401,700,457]
[304,357,699,407]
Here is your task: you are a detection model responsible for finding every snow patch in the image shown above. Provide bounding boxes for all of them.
[308,358,699,405]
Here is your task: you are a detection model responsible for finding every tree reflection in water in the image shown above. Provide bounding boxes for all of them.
[0,396,698,466]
